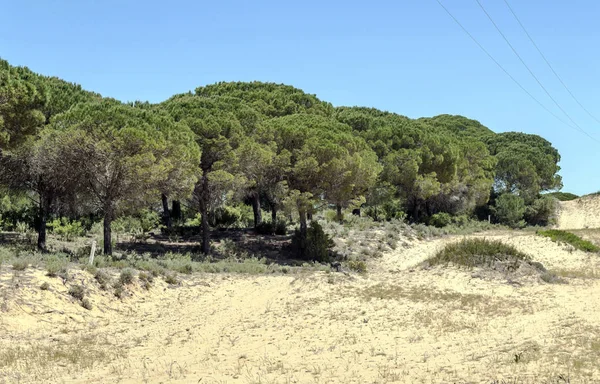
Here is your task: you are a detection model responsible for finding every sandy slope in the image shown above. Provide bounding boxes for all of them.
[557,194,600,229]
[2,231,600,383]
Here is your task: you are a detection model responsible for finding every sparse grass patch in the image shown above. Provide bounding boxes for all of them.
[12,258,29,271]
[45,254,68,277]
[538,229,600,252]
[40,282,50,291]
[347,260,367,273]
[164,273,178,285]
[540,271,566,284]
[81,298,93,310]
[551,268,600,280]
[427,238,531,268]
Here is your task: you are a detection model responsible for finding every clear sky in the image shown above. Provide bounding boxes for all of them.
[2,0,599,195]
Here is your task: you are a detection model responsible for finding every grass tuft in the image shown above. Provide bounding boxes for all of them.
[427,238,531,268]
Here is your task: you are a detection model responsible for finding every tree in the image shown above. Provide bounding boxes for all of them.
[493,193,526,228]
[47,99,199,255]
[161,95,243,253]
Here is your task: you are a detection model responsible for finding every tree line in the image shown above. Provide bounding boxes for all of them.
[0,59,563,257]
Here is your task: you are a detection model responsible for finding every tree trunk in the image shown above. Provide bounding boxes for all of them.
[103,211,113,255]
[200,175,210,254]
[298,208,308,258]
[271,205,277,223]
[412,198,420,223]
[251,193,262,228]
[172,200,182,221]
[37,194,51,252]
[336,204,343,223]
[161,194,172,229]
[307,211,313,221]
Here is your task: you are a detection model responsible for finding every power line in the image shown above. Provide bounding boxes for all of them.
[502,0,600,126]
[434,0,599,143]
[473,0,590,134]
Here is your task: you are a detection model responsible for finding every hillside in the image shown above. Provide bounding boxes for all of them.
[556,194,600,229]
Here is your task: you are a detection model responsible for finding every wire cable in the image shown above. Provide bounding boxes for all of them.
[502,0,600,126]
[434,0,598,142]
[474,0,595,140]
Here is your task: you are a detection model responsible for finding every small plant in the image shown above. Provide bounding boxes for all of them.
[348,260,367,273]
[94,269,111,290]
[45,255,68,277]
[275,220,288,235]
[114,285,124,298]
[138,271,153,290]
[164,273,178,285]
[256,221,275,235]
[68,285,85,301]
[12,259,28,271]
[40,282,50,291]
[81,298,93,310]
[118,268,134,286]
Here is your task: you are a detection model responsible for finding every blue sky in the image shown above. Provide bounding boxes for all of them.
[2,0,599,195]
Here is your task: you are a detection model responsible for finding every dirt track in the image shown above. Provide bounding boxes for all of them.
[2,230,600,383]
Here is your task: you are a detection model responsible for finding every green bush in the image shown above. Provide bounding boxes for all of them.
[275,220,287,235]
[537,230,600,252]
[118,268,134,286]
[428,238,531,268]
[48,218,86,241]
[493,194,526,228]
[256,221,275,235]
[429,212,452,228]
[291,221,334,262]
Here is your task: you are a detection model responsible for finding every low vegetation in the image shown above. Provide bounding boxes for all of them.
[427,238,531,268]
[537,229,600,252]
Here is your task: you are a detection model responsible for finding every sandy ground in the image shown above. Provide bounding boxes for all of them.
[2,230,600,384]
[557,194,600,230]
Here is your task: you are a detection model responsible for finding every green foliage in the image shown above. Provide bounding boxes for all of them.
[291,221,334,262]
[48,218,86,241]
[256,221,275,235]
[537,230,600,252]
[493,194,526,228]
[429,212,452,228]
[428,238,531,268]
[347,260,367,273]
[525,196,557,226]
[275,220,288,235]
[545,192,578,201]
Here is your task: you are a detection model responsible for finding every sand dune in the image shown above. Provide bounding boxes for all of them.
[557,194,600,230]
[2,229,600,383]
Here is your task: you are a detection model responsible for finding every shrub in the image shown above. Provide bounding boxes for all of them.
[12,259,28,271]
[348,260,367,273]
[94,269,111,290]
[429,212,452,228]
[291,221,334,262]
[48,218,86,241]
[256,221,275,235]
[40,282,50,290]
[493,194,526,228]
[118,268,134,286]
[275,220,288,235]
[45,254,69,277]
[164,273,178,285]
[428,238,531,268]
[537,230,600,252]
[68,285,85,301]
[545,192,578,202]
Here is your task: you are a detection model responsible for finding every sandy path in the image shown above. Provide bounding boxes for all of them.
[2,230,600,383]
